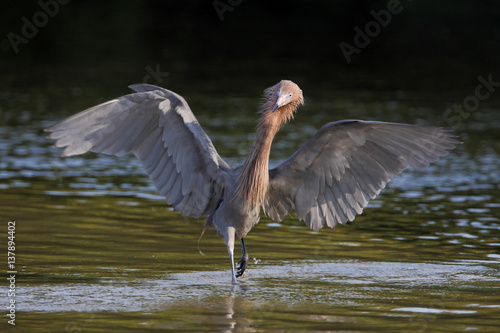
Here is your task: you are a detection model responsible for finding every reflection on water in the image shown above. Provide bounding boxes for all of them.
[1,88,500,332]
[19,260,500,311]
[16,261,500,331]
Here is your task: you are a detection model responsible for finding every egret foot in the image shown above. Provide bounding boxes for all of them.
[235,238,249,278]
[235,252,249,277]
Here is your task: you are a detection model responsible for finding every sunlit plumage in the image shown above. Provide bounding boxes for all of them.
[45,80,458,283]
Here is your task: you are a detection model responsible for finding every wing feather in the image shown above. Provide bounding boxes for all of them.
[45,84,229,218]
[265,120,458,229]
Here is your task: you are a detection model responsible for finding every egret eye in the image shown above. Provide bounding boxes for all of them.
[288,93,293,99]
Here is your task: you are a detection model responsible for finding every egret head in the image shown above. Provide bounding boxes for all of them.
[271,80,304,113]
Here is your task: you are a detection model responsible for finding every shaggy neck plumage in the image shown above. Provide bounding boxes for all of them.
[235,101,297,208]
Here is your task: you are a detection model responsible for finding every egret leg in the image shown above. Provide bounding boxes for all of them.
[225,227,238,284]
[228,247,238,284]
[236,238,249,278]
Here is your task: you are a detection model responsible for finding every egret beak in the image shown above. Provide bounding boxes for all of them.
[272,94,289,112]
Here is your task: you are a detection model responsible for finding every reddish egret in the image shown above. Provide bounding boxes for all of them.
[45,80,458,283]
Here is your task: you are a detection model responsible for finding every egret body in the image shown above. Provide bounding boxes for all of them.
[46,80,458,283]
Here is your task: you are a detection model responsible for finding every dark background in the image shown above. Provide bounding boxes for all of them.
[1,0,500,119]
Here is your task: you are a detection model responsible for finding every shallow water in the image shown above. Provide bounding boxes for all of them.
[1,86,500,332]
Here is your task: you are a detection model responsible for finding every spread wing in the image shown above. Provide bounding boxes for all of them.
[265,120,459,230]
[45,84,229,218]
